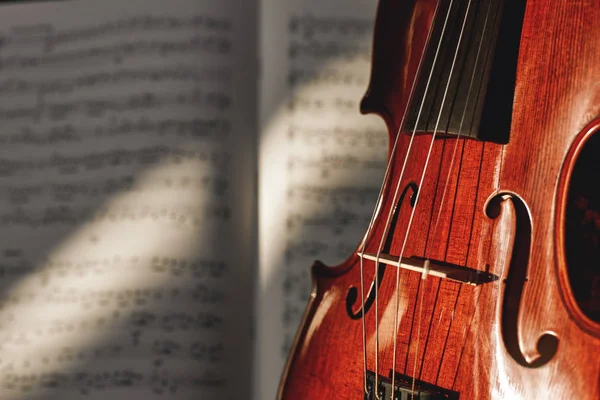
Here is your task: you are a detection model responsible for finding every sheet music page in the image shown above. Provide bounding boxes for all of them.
[0,0,257,399]
[256,0,385,398]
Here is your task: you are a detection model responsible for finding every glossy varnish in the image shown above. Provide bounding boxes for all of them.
[279,0,600,398]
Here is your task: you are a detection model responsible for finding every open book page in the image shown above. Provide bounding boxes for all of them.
[0,0,257,399]
[257,0,386,398]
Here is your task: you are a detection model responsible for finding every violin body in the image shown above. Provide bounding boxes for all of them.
[279,0,600,399]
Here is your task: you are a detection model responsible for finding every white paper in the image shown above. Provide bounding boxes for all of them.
[0,0,257,399]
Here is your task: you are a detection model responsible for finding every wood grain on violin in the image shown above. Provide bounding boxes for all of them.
[278,0,600,398]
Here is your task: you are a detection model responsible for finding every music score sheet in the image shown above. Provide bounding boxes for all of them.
[0,0,385,398]
[256,0,385,398]
[0,0,257,399]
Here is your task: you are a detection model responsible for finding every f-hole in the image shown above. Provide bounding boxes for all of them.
[346,182,418,320]
[486,193,558,367]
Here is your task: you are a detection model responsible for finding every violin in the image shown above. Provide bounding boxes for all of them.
[278,0,600,398]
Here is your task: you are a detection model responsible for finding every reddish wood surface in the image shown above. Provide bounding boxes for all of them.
[279,0,600,398]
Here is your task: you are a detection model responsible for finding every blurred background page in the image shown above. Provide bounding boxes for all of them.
[0,0,257,398]
[257,0,386,398]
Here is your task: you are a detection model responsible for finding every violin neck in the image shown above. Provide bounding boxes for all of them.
[404,0,526,144]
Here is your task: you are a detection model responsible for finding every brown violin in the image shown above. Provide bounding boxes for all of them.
[279,0,600,398]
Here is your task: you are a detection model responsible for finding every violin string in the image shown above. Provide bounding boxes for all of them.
[355,1,442,395]
[396,0,475,397]
[451,144,506,390]
[448,3,506,387]
[434,0,501,386]
[412,133,462,381]
[354,0,455,396]
[448,144,499,390]
[410,137,452,382]
[451,241,500,391]
[450,284,483,388]
[417,0,496,383]
[431,141,485,384]
[367,29,439,400]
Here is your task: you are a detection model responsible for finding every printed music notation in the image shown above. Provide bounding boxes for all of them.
[288,14,373,62]
[0,369,227,396]
[283,239,371,265]
[0,147,232,177]
[0,252,227,286]
[0,65,231,95]
[0,310,224,346]
[2,14,232,49]
[288,68,367,88]
[287,153,386,179]
[0,36,231,70]
[287,185,380,205]
[0,90,231,123]
[0,285,227,311]
[288,41,371,61]
[0,1,250,398]
[0,340,224,373]
[1,175,229,205]
[0,117,231,147]
[288,14,373,39]
[286,209,372,235]
[287,95,360,113]
[284,240,328,262]
[0,203,231,228]
[287,124,387,147]
[272,10,387,363]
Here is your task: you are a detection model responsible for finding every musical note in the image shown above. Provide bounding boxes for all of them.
[0,367,227,395]
[0,203,231,228]
[287,124,387,147]
[288,68,367,87]
[287,153,385,178]
[0,36,232,70]
[287,95,360,113]
[0,147,232,177]
[288,14,373,39]
[288,40,371,61]
[287,185,380,206]
[0,66,231,96]
[4,14,232,51]
[0,90,231,123]
[0,175,229,206]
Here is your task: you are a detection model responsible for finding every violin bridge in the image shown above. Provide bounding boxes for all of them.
[357,252,498,286]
